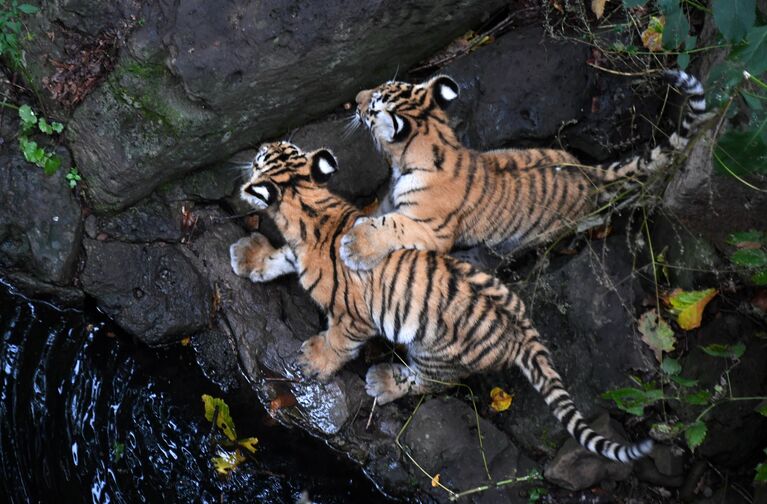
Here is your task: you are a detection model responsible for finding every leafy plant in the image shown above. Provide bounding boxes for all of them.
[727,230,767,285]
[65,167,81,188]
[201,394,258,476]
[17,104,65,175]
[0,0,38,70]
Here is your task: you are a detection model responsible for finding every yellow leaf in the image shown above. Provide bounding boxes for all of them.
[641,16,665,52]
[212,449,245,476]
[431,473,441,487]
[591,0,606,19]
[665,288,717,331]
[202,394,237,441]
[238,437,259,454]
[490,387,513,412]
[180,336,191,346]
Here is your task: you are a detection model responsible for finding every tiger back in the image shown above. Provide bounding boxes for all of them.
[339,70,707,270]
[230,141,653,462]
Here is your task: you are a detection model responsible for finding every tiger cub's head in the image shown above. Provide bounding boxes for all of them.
[241,141,338,210]
[354,75,460,155]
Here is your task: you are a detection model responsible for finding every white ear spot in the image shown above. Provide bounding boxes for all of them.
[253,186,271,201]
[438,84,458,102]
[318,157,336,175]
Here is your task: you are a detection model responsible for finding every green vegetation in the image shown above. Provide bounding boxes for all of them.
[18,104,64,175]
[0,0,37,70]
[727,230,767,285]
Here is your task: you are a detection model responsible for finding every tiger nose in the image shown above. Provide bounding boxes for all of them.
[355,89,372,107]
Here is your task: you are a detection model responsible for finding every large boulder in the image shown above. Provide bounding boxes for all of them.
[23,0,508,212]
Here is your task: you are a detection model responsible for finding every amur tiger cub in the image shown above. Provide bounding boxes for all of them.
[340,70,707,270]
[230,141,653,462]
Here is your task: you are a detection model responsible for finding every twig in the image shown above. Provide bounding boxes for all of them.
[587,63,661,77]
[448,470,543,501]
[366,397,377,430]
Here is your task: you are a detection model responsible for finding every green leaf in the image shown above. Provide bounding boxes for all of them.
[701,342,746,359]
[17,4,39,14]
[202,394,237,441]
[731,248,767,267]
[623,0,649,7]
[727,230,765,245]
[665,288,717,331]
[677,35,697,70]
[602,387,663,416]
[211,449,245,476]
[757,460,767,482]
[684,390,712,405]
[685,421,707,451]
[43,155,61,175]
[752,269,767,285]
[661,357,682,375]
[712,0,755,42]
[733,25,767,75]
[714,130,767,177]
[638,309,676,361]
[671,375,699,387]
[659,0,690,50]
[38,117,53,134]
[51,121,64,133]
[237,437,259,454]
[755,401,767,417]
[18,104,36,125]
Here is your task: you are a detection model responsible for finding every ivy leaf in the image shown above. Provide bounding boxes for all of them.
[237,437,259,454]
[712,0,755,42]
[660,357,681,376]
[51,121,64,133]
[490,386,513,412]
[38,118,53,134]
[713,130,767,177]
[18,4,39,14]
[701,342,746,359]
[752,270,767,286]
[202,394,237,441]
[665,288,717,331]
[670,375,698,388]
[43,155,61,176]
[602,387,663,416]
[211,449,245,476]
[638,309,675,361]
[659,0,689,49]
[684,390,712,405]
[685,421,707,451]
[731,248,767,268]
[18,104,37,125]
[727,230,765,246]
[755,401,767,417]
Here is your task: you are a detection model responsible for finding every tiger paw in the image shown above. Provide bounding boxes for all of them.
[339,217,389,270]
[298,334,343,382]
[229,233,274,282]
[365,364,412,405]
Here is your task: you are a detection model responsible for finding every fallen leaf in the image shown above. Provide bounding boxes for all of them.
[637,309,675,361]
[181,205,198,234]
[238,437,259,454]
[552,0,564,13]
[588,224,613,240]
[591,0,606,19]
[180,336,191,346]
[202,394,237,441]
[431,473,441,488]
[270,392,298,411]
[243,214,260,231]
[212,449,245,476]
[664,288,717,331]
[641,16,665,52]
[490,387,513,412]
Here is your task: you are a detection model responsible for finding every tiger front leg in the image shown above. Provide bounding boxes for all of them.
[299,318,374,382]
[339,214,454,270]
[229,232,297,283]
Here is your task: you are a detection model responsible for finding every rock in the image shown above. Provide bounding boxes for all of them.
[24,0,508,211]
[634,457,685,488]
[402,396,539,503]
[651,444,686,477]
[0,147,82,285]
[80,238,212,345]
[0,271,85,305]
[663,131,767,247]
[651,214,722,290]
[544,413,634,491]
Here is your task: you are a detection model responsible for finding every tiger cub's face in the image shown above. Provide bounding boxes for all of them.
[241,141,338,210]
[354,75,460,151]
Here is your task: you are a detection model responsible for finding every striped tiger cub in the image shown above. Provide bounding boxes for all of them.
[340,70,707,270]
[230,141,653,462]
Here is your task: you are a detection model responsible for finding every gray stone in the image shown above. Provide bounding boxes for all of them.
[25,0,507,212]
[0,148,82,285]
[544,413,634,491]
[80,238,212,345]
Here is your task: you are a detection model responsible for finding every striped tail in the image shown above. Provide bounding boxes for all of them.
[514,333,654,462]
[599,69,708,182]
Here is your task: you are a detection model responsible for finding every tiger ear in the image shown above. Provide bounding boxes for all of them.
[430,75,459,108]
[243,181,279,208]
[311,149,338,184]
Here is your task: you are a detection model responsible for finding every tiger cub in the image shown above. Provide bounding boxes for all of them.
[230,141,653,462]
[340,70,707,270]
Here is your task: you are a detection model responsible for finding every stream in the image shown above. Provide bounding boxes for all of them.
[0,280,389,503]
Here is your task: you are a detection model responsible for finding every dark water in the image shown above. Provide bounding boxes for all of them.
[0,280,390,504]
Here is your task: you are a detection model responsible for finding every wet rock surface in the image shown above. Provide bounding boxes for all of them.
[3,5,767,503]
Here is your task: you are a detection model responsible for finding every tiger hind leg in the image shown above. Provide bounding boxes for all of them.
[365,363,447,404]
